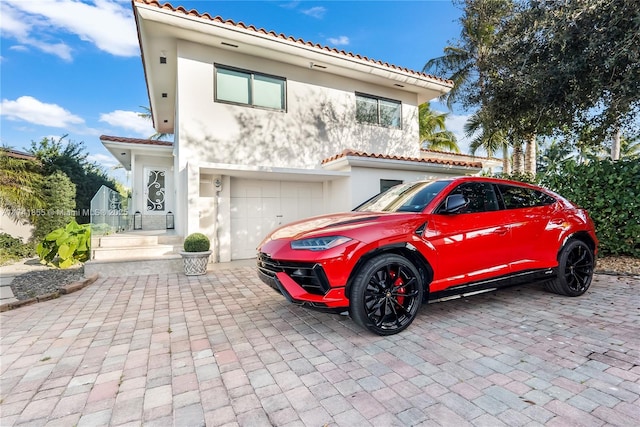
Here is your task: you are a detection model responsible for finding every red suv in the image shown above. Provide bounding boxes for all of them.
[257,177,597,335]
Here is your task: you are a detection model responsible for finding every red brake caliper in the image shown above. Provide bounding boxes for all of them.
[392,270,405,305]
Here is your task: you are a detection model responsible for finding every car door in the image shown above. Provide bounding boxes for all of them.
[427,182,513,292]
[495,183,560,271]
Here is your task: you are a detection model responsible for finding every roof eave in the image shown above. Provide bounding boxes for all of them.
[322,155,482,174]
[133,0,453,126]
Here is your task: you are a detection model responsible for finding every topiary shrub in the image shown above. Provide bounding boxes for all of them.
[183,233,210,252]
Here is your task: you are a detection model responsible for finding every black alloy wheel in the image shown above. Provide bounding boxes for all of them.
[350,254,423,335]
[545,239,595,297]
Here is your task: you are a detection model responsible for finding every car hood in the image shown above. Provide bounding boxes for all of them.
[264,211,422,242]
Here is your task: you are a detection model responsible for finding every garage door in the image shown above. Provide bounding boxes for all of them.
[230,178,324,259]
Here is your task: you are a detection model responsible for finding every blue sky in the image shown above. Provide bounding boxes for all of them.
[1,0,469,183]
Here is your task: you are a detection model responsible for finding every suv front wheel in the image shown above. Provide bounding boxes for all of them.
[350,254,423,335]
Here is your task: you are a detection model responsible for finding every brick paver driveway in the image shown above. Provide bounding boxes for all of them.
[1,266,638,426]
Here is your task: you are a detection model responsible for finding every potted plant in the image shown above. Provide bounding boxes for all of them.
[180,232,211,276]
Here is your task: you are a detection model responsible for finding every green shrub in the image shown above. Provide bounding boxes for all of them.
[183,233,210,252]
[36,220,91,268]
[0,233,35,264]
[31,170,76,242]
[540,159,639,257]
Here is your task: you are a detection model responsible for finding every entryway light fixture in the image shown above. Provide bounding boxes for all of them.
[166,211,174,230]
[134,211,142,230]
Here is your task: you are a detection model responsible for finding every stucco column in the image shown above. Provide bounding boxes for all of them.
[186,162,200,236]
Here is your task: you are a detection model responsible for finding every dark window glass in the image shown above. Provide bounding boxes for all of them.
[380,179,403,193]
[356,93,401,129]
[437,182,499,214]
[497,184,556,209]
[215,65,286,111]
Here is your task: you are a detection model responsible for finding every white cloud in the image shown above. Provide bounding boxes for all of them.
[302,6,326,19]
[328,36,350,46]
[9,45,29,52]
[99,110,155,137]
[0,96,85,128]
[88,152,118,167]
[1,0,138,60]
[279,2,300,10]
[0,1,73,61]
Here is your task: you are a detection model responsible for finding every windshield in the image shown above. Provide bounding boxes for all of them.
[354,180,451,213]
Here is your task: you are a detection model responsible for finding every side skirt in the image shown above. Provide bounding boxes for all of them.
[428,268,557,303]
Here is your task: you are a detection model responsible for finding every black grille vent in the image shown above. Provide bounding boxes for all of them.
[257,253,330,295]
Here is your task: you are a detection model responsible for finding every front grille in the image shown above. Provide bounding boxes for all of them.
[257,252,330,296]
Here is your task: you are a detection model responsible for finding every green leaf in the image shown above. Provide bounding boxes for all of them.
[45,228,64,241]
[59,257,75,269]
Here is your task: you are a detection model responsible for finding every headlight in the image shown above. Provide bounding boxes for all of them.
[290,236,352,251]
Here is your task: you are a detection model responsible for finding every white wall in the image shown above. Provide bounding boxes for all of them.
[0,212,33,241]
[175,39,421,173]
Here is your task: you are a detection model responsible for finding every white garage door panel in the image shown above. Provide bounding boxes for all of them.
[230,178,324,260]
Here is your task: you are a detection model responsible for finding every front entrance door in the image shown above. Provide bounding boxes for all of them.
[141,167,173,230]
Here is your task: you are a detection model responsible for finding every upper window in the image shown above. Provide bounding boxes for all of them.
[215,65,286,111]
[497,184,556,209]
[356,93,402,129]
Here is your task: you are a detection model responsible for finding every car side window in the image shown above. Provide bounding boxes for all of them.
[438,182,500,214]
[497,184,556,209]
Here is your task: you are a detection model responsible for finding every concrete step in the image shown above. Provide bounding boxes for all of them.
[93,234,183,248]
[84,255,184,277]
[91,244,182,261]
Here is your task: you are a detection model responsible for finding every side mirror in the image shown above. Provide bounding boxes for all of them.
[443,194,469,214]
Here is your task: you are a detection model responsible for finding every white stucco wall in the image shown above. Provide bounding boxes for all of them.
[0,212,33,241]
[174,39,421,174]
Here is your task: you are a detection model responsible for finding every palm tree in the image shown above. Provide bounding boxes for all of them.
[464,110,511,173]
[0,149,44,221]
[537,139,573,175]
[419,103,459,152]
[423,0,513,110]
[620,134,639,159]
[138,106,173,141]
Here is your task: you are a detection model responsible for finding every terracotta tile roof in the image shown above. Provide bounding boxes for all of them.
[100,135,173,147]
[133,0,453,87]
[420,148,502,162]
[0,148,38,161]
[322,149,483,168]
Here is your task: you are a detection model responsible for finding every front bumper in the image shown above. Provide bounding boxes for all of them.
[257,253,349,312]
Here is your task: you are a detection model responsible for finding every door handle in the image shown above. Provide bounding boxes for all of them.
[494,227,509,236]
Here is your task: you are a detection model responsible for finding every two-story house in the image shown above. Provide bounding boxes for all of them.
[100,0,482,265]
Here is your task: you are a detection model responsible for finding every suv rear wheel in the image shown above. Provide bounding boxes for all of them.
[545,239,594,296]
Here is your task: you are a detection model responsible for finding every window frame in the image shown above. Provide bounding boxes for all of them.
[214,64,287,112]
[355,92,402,129]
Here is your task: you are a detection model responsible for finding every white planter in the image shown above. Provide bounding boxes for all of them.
[179,250,212,276]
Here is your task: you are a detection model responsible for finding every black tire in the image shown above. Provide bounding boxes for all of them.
[350,254,423,335]
[545,239,594,296]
